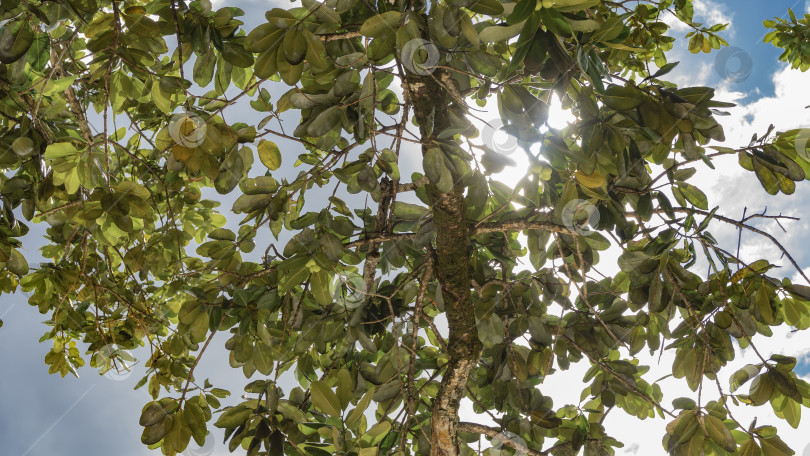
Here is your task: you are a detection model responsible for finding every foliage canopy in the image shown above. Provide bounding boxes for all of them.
[2,0,810,455]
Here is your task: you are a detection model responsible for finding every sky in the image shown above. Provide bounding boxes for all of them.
[2,1,810,456]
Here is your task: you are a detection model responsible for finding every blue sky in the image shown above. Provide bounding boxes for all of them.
[2,1,810,456]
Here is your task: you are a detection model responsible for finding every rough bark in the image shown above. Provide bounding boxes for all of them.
[406,66,483,456]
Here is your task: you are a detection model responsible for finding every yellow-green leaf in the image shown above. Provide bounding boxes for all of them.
[310,381,342,417]
[258,140,282,170]
[703,414,736,452]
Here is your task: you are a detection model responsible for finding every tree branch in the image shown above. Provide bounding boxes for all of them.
[318,30,361,41]
[457,423,545,456]
[345,232,416,249]
[398,176,429,192]
[476,219,579,236]
[361,178,393,304]
[343,218,578,250]
[670,207,810,285]
[37,200,84,218]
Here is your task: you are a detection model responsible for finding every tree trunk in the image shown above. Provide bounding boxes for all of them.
[406,67,483,456]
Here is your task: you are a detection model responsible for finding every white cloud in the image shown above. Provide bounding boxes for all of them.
[694,0,734,32]
[716,65,810,140]
[664,0,734,36]
[669,61,714,87]
[792,267,810,284]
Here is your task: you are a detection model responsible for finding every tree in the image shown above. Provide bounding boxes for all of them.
[1,0,810,455]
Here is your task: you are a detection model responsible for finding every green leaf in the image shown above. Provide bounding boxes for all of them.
[245,24,284,53]
[190,310,209,343]
[785,284,810,300]
[279,262,311,294]
[116,181,151,200]
[310,270,332,306]
[738,438,761,456]
[258,140,282,170]
[479,22,524,43]
[506,0,536,24]
[140,401,173,427]
[319,233,343,261]
[703,414,736,452]
[364,421,391,446]
[0,19,34,64]
[730,365,759,392]
[214,405,251,428]
[539,7,572,36]
[649,62,679,80]
[467,0,504,16]
[346,388,374,428]
[423,147,444,185]
[254,48,279,79]
[671,397,696,410]
[44,142,79,159]
[184,400,207,445]
[592,16,625,42]
[276,50,303,85]
[357,167,378,192]
[164,409,191,453]
[141,415,173,445]
[11,137,35,157]
[771,390,801,428]
[459,13,480,46]
[336,368,353,410]
[43,75,78,96]
[759,436,795,456]
[253,343,273,375]
[304,29,328,69]
[530,409,563,428]
[7,249,29,276]
[677,183,709,210]
[222,42,254,68]
[307,106,339,137]
[310,381,342,417]
[282,27,307,65]
[372,379,402,402]
[360,12,402,38]
[193,49,216,87]
[27,32,50,72]
[602,85,645,111]
[553,0,601,12]
[393,202,429,220]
